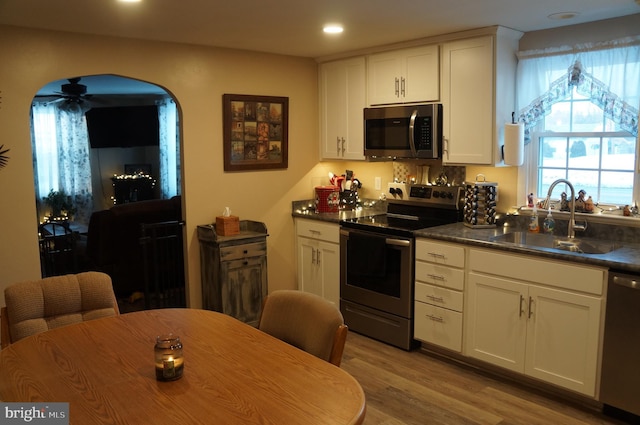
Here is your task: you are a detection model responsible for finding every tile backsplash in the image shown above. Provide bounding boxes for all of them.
[393,162,466,186]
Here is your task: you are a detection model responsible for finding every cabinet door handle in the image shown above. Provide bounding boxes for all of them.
[395,77,399,97]
[341,137,346,155]
[528,296,534,319]
[316,249,321,265]
[426,314,444,323]
[427,273,445,281]
[519,295,525,317]
[311,248,316,265]
[336,136,341,155]
[401,77,406,97]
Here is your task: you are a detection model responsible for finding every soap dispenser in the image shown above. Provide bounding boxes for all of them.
[528,204,540,233]
[543,207,555,234]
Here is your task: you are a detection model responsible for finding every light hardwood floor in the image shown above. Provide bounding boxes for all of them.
[341,331,627,425]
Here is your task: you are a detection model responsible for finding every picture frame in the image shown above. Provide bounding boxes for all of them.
[223,94,288,171]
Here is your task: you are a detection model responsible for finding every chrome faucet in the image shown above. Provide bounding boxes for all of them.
[545,179,586,238]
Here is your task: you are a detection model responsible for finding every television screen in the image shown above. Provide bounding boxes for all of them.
[86,105,160,148]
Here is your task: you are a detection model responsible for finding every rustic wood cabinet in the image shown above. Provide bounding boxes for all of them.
[197,221,268,327]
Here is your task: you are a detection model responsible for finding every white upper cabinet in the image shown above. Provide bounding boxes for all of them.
[367,45,439,105]
[441,29,522,165]
[319,57,367,160]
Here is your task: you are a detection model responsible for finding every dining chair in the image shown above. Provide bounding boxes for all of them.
[1,271,119,349]
[258,290,348,367]
[38,221,77,277]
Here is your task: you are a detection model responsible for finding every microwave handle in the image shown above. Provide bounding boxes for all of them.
[409,109,419,156]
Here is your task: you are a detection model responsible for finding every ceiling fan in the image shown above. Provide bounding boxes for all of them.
[39,77,96,111]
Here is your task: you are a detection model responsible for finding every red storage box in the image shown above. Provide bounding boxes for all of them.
[315,186,340,213]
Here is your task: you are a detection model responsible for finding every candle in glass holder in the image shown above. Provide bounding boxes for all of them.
[154,334,184,381]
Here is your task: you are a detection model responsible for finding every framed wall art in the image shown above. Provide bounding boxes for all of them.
[223,94,289,171]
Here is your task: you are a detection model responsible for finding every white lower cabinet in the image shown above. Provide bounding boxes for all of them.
[295,218,340,306]
[414,239,465,352]
[465,248,605,397]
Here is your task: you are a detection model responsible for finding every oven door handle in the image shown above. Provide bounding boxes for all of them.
[385,237,411,247]
[340,229,411,247]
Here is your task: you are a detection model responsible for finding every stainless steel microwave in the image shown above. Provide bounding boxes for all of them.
[364,103,442,159]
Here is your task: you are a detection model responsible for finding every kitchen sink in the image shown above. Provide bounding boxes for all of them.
[490,231,620,254]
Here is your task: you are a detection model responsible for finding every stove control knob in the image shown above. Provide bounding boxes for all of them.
[433,191,440,198]
[446,192,454,199]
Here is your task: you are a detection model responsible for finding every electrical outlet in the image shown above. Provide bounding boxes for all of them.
[374,177,381,190]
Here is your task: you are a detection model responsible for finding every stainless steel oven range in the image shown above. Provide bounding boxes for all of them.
[340,183,463,350]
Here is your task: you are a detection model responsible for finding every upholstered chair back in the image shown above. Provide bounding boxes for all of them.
[258,290,348,366]
[1,271,119,348]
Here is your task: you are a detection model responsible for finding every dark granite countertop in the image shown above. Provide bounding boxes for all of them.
[415,223,640,274]
[292,200,640,274]
[291,199,386,223]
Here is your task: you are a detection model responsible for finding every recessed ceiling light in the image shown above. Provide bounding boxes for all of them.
[323,25,344,34]
[548,12,579,20]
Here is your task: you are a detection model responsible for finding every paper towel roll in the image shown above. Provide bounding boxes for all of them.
[504,123,524,166]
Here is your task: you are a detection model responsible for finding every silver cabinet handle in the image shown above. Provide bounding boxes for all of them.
[426,294,444,303]
[401,77,406,97]
[316,248,321,266]
[311,248,316,265]
[427,252,446,260]
[426,314,444,323]
[426,273,445,281]
[519,295,525,317]
[341,137,346,156]
[395,77,399,97]
[528,296,534,319]
[336,136,341,155]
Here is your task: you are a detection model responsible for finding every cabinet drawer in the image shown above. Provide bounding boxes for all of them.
[220,241,267,262]
[415,281,463,312]
[469,248,605,295]
[415,261,464,291]
[295,219,339,244]
[415,239,465,268]
[414,301,462,352]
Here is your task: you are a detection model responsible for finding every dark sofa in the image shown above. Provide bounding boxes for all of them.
[86,196,182,297]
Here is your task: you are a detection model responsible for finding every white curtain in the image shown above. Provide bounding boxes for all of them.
[157,98,180,199]
[31,102,93,223]
[516,37,640,143]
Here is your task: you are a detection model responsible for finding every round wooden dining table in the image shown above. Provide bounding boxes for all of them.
[0,308,366,424]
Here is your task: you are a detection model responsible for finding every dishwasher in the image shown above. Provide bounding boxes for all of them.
[600,271,640,421]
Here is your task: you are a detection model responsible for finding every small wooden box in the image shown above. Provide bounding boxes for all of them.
[215,215,240,236]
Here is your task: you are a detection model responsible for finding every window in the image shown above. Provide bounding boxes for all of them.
[517,41,640,208]
[535,87,637,204]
